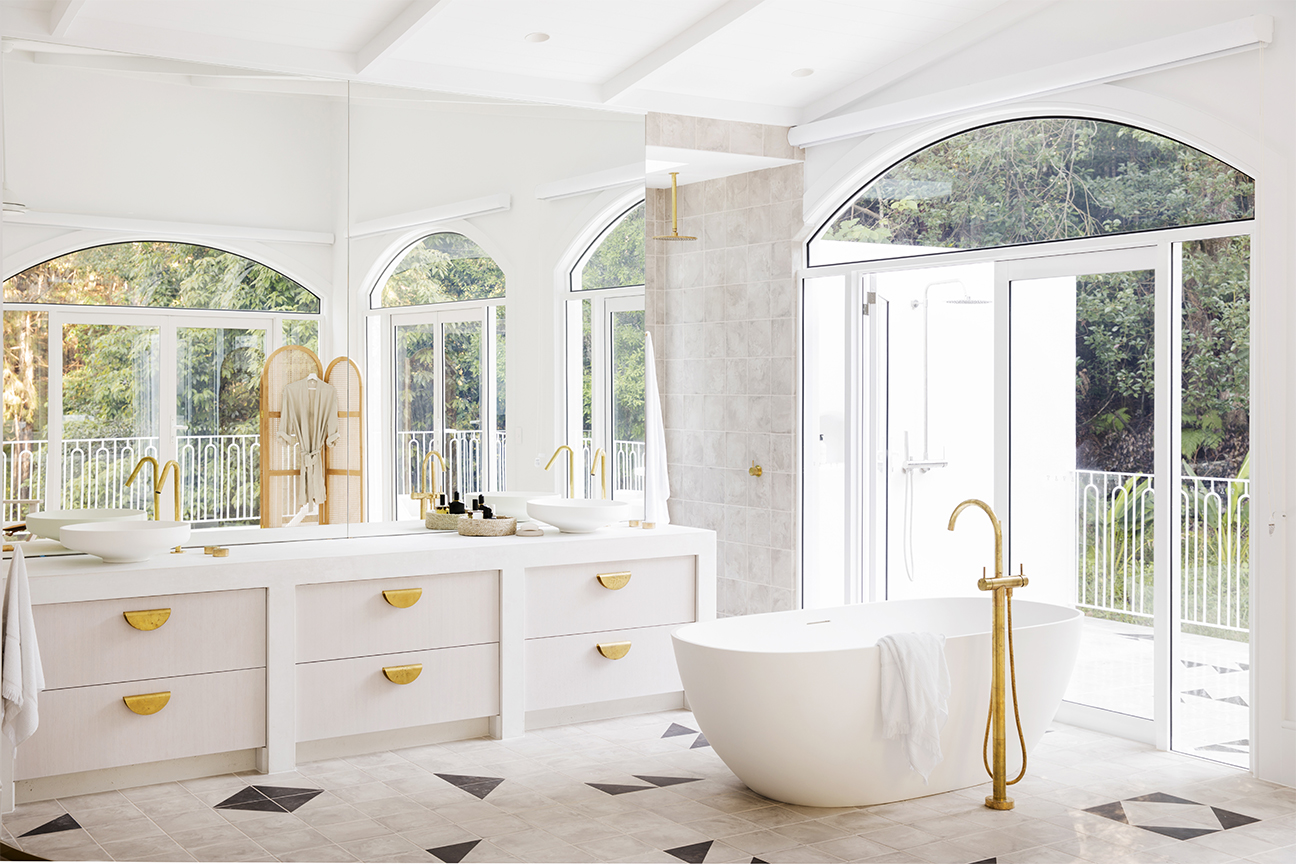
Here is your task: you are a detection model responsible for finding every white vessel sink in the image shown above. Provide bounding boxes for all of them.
[59,521,192,563]
[483,490,551,520]
[26,508,148,541]
[526,497,630,534]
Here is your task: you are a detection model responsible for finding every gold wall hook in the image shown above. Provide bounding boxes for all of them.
[382,663,423,685]
[123,608,171,631]
[596,641,631,660]
[123,691,171,715]
[382,588,423,608]
[595,571,631,590]
[749,461,763,477]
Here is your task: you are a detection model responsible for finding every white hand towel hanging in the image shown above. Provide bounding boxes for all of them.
[877,631,950,782]
[2,547,44,747]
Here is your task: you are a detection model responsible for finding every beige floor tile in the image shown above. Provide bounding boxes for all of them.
[315,817,393,844]
[295,802,369,827]
[250,827,331,856]
[165,822,251,851]
[338,833,436,860]
[276,843,360,862]
[909,838,986,863]
[813,833,895,860]
[759,845,846,863]
[574,832,659,860]
[98,833,190,860]
[182,837,272,862]
[151,807,233,835]
[723,828,802,855]
[82,816,169,845]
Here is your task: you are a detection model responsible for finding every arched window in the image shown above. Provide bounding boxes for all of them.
[3,241,322,528]
[373,232,505,309]
[565,200,645,500]
[369,232,506,518]
[808,117,1254,266]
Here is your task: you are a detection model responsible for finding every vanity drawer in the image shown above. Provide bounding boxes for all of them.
[525,556,695,639]
[15,667,265,780]
[525,623,683,712]
[297,642,499,741]
[34,589,266,690]
[297,571,498,663]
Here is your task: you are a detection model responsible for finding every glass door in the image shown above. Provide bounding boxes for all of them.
[392,306,498,519]
[1003,238,1252,765]
[1006,248,1160,730]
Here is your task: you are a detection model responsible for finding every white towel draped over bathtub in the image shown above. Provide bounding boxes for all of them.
[877,632,950,782]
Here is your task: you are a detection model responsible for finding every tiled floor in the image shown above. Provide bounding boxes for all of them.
[4,711,1293,863]
[1066,616,1251,768]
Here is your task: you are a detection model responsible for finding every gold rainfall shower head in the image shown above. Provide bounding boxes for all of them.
[653,172,696,241]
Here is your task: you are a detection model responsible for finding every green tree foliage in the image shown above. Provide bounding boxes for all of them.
[379,233,505,308]
[823,118,1253,252]
[579,203,645,291]
[3,242,318,311]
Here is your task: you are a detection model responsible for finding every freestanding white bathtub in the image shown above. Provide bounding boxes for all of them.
[672,597,1082,807]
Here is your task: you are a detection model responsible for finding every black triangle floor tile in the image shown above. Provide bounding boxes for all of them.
[214,787,273,809]
[19,813,80,837]
[274,791,324,812]
[1084,801,1129,824]
[1211,806,1261,830]
[1126,792,1199,805]
[220,798,289,813]
[634,775,703,787]
[1217,695,1249,707]
[1183,660,1209,668]
[1212,666,1238,674]
[1197,744,1247,754]
[1239,662,1250,670]
[663,722,697,738]
[690,733,710,749]
[1120,633,1154,640]
[666,840,713,863]
[1222,738,1250,746]
[428,839,480,864]
[435,773,505,799]
[1139,825,1219,841]
[587,782,655,795]
[1181,689,1213,699]
[751,859,768,864]
[252,784,321,800]
[968,859,997,864]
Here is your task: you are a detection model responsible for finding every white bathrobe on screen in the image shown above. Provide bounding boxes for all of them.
[280,377,341,505]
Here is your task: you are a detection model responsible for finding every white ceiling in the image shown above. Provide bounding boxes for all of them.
[0,0,1043,126]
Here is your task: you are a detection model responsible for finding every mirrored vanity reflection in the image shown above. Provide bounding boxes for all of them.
[2,48,647,552]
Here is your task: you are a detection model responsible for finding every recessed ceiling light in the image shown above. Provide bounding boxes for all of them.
[791,68,814,78]
[524,32,550,43]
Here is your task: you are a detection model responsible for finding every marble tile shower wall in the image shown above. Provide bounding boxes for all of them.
[645,114,804,618]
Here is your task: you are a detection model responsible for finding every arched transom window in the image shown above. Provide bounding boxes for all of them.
[373,232,505,309]
[809,117,1254,266]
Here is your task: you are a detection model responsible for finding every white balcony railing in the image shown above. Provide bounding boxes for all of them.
[1076,469,1250,634]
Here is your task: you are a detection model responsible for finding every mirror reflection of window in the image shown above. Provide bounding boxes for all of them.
[372,232,506,519]
[2,242,321,527]
[566,201,646,500]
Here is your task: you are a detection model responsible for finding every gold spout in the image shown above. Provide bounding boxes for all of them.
[158,460,183,553]
[126,456,161,519]
[948,498,1027,810]
[591,448,608,500]
[415,450,446,518]
[545,445,576,499]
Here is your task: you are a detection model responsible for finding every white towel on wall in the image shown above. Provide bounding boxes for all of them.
[2,547,44,747]
[877,631,950,782]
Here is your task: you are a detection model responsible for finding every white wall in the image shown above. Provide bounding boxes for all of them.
[0,58,644,506]
[800,0,1294,787]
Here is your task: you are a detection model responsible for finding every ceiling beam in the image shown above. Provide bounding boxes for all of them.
[789,14,1274,147]
[49,0,87,38]
[799,0,1055,124]
[601,0,767,103]
[355,0,452,74]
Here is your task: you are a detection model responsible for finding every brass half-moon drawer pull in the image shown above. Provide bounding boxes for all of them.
[597,641,631,660]
[383,663,423,685]
[123,691,171,715]
[595,571,631,590]
[382,588,423,608]
[123,609,171,631]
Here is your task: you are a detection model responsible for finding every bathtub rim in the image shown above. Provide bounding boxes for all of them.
[672,596,1083,656]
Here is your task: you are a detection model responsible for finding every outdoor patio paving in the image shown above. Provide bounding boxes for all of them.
[1065,615,1250,768]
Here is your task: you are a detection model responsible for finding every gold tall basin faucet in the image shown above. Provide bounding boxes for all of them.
[127,456,184,553]
[545,445,576,498]
[948,498,1028,811]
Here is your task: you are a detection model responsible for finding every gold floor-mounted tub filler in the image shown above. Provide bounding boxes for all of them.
[948,498,1029,811]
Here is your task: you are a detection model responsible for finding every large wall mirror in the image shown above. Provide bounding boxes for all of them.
[0,43,645,547]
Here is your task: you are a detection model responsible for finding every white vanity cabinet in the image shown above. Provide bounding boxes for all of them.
[524,555,696,714]
[295,571,500,741]
[17,589,266,780]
